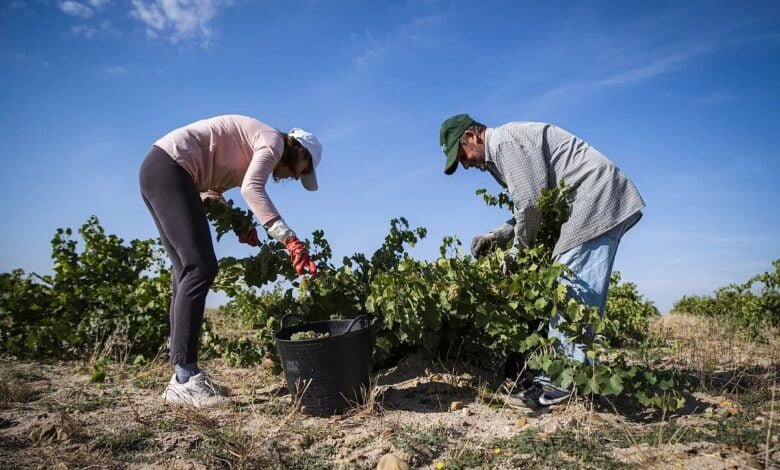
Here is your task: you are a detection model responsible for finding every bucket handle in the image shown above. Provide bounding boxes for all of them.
[345,315,370,332]
[280,313,302,330]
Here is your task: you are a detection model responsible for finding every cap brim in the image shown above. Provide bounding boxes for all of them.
[444,145,459,175]
[301,165,318,191]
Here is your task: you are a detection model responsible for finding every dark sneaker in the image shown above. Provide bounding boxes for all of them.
[538,382,571,406]
[504,381,571,409]
[504,381,545,408]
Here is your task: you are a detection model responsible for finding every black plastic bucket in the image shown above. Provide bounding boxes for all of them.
[274,314,373,416]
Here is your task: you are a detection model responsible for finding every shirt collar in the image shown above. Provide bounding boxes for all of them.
[484,127,496,163]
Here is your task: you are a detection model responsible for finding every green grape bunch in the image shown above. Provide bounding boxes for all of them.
[290,331,331,341]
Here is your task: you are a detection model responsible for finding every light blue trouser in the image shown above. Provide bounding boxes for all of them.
[547,212,642,364]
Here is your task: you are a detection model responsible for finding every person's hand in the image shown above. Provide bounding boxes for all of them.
[470,233,496,258]
[500,247,519,275]
[239,227,259,247]
[284,236,318,276]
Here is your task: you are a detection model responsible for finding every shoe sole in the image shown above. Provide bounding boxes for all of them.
[504,396,543,409]
[162,390,230,409]
[539,394,571,406]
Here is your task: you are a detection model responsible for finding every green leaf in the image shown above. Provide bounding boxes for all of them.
[607,373,624,395]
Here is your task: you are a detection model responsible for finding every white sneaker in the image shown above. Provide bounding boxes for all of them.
[161,371,230,408]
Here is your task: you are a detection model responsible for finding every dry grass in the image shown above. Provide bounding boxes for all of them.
[0,368,43,409]
[2,313,778,469]
[343,376,385,419]
[649,314,779,393]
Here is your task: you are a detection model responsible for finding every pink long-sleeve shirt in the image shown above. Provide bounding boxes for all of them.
[154,115,283,226]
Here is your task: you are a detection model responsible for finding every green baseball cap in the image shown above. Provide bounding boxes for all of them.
[439,113,475,175]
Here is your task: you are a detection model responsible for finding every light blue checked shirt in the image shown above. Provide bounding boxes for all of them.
[484,122,645,256]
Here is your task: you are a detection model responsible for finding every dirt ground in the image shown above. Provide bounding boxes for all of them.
[1,314,778,469]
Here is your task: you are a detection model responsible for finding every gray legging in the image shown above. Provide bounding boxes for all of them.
[139,146,218,365]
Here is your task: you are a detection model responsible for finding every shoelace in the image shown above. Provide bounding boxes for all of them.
[521,382,545,401]
[188,373,219,396]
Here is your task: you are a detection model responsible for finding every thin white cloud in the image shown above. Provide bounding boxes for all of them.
[131,0,165,30]
[104,65,126,75]
[353,14,441,69]
[594,43,711,87]
[87,0,110,7]
[130,0,231,46]
[58,0,93,18]
[534,42,712,104]
[71,24,97,38]
[697,91,741,104]
[511,29,779,117]
[70,19,115,39]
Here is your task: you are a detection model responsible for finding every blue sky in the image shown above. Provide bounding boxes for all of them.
[1,0,778,312]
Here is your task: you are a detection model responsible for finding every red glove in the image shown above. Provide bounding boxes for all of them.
[284,236,318,276]
[239,228,259,247]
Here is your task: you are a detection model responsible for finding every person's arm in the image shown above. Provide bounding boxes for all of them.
[494,139,548,251]
[241,143,317,275]
[240,144,283,228]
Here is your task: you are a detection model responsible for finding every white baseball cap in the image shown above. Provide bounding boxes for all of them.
[289,127,322,191]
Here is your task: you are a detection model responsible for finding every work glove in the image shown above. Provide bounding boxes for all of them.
[238,227,259,247]
[285,236,318,276]
[500,246,519,276]
[470,234,496,258]
[471,223,514,258]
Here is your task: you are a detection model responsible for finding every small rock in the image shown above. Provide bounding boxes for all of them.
[755,416,765,424]
[742,455,762,469]
[330,415,343,422]
[589,414,606,423]
[543,422,559,434]
[515,417,528,428]
[705,407,715,415]
[260,357,276,370]
[450,401,464,411]
[461,408,472,417]
[377,453,408,470]
[517,453,533,461]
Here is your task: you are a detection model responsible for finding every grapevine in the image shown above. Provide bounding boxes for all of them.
[203,197,257,241]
